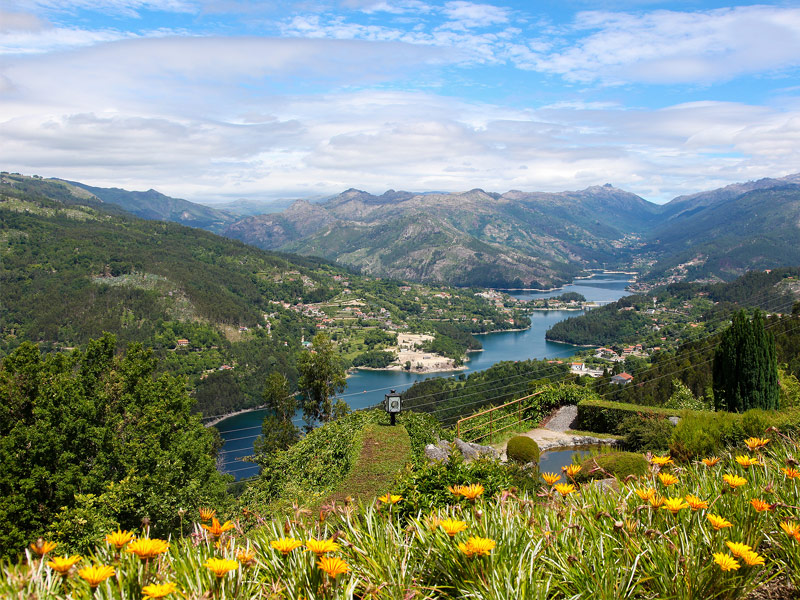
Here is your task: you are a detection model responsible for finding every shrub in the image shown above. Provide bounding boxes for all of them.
[576,399,684,434]
[573,451,649,483]
[506,436,540,464]
[616,414,674,453]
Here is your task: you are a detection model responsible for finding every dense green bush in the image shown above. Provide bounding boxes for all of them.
[573,451,649,483]
[616,414,675,453]
[506,436,540,464]
[576,399,684,434]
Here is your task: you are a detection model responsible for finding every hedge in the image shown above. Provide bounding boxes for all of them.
[576,399,687,434]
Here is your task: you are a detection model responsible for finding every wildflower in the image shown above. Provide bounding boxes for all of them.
[662,497,689,515]
[457,536,496,558]
[142,582,179,599]
[707,514,734,530]
[77,564,115,588]
[305,538,340,556]
[702,457,721,467]
[563,464,581,478]
[440,519,468,538]
[685,494,709,511]
[725,541,752,557]
[270,538,303,556]
[105,529,134,550]
[378,493,403,505]
[199,507,216,521]
[651,455,674,467]
[448,485,463,496]
[317,556,350,578]
[782,467,800,479]
[554,483,576,497]
[658,473,679,487]
[735,455,760,468]
[458,484,485,501]
[201,517,235,538]
[750,498,773,513]
[204,557,239,578]
[542,472,561,486]
[722,474,747,489]
[741,551,765,567]
[713,553,741,572]
[126,538,170,560]
[634,487,656,502]
[236,548,256,567]
[648,495,665,509]
[781,521,800,538]
[46,555,82,575]
[744,437,770,452]
[29,539,57,556]
[424,514,441,531]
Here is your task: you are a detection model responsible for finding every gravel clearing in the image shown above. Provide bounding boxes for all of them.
[542,405,578,432]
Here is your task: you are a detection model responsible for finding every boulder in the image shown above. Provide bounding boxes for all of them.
[454,438,498,462]
[424,442,451,463]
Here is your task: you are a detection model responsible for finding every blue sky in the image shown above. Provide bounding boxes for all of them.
[2,1,800,204]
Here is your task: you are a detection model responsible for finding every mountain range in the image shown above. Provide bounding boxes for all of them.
[20,171,800,287]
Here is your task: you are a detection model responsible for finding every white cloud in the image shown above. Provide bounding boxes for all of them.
[13,0,197,18]
[441,1,509,29]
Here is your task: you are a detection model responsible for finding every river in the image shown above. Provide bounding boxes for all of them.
[215,273,631,480]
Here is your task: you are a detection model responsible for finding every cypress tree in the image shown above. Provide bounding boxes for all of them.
[713,310,779,412]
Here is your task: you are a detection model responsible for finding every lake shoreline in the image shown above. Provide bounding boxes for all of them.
[204,405,267,428]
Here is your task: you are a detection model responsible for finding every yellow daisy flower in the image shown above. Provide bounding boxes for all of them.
[713,553,740,571]
[457,536,496,558]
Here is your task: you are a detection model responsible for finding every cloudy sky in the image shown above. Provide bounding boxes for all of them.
[2,1,800,204]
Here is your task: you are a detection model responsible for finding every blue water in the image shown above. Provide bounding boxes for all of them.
[215,274,631,479]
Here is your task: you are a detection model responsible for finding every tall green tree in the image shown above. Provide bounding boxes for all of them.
[712,310,779,412]
[254,372,299,459]
[297,333,347,428]
[0,334,230,558]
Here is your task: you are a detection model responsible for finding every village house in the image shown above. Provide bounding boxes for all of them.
[611,372,634,385]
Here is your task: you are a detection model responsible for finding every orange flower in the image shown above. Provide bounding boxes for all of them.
[554,483,576,497]
[201,517,235,538]
[735,455,759,468]
[750,498,773,513]
[77,564,115,588]
[424,514,441,531]
[203,558,238,578]
[713,553,740,572]
[684,494,709,511]
[457,536,496,558]
[542,472,561,486]
[304,538,340,556]
[440,519,468,538]
[236,548,256,567]
[317,556,350,578]
[781,521,800,538]
[743,437,770,452]
[29,539,57,556]
[105,529,134,550]
[701,457,721,467]
[142,582,179,599]
[198,507,216,521]
[651,455,674,467]
[378,493,403,505]
[126,538,170,560]
[648,495,665,509]
[658,473,679,487]
[722,473,747,489]
[270,538,303,555]
[707,514,734,530]
[662,497,689,515]
[782,467,800,479]
[741,551,765,567]
[563,464,581,478]
[725,541,752,557]
[634,487,656,502]
[458,484,485,501]
[46,555,82,575]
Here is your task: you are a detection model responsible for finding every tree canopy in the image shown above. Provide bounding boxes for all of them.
[297,333,348,428]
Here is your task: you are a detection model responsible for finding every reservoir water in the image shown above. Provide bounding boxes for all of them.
[215,273,631,480]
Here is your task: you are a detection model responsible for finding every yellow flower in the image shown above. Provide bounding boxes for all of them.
[634,487,656,502]
[554,483,576,497]
[105,529,134,550]
[750,498,773,513]
[744,437,770,452]
[563,464,582,478]
[781,521,800,538]
[440,518,468,538]
[317,555,350,578]
[458,484,485,501]
[448,485,463,496]
[658,472,679,487]
[378,493,403,504]
[648,495,665,509]
[457,536,496,558]
[201,517,235,538]
[725,541,752,557]
[204,557,238,578]
[142,582,179,599]
[701,457,721,467]
[29,539,57,556]
[651,455,674,467]
[542,472,561,486]
[46,555,82,575]
[707,514,734,530]
[199,507,216,521]
[270,538,303,555]
[782,467,800,479]
[685,494,709,511]
[735,455,760,468]
[741,551,765,567]
[236,548,256,566]
[126,538,170,560]
[305,538,340,556]
[662,497,689,515]
[713,553,740,572]
[77,564,115,588]
[722,473,747,489]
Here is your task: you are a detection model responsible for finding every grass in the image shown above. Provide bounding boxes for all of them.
[565,429,624,440]
[322,422,412,508]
